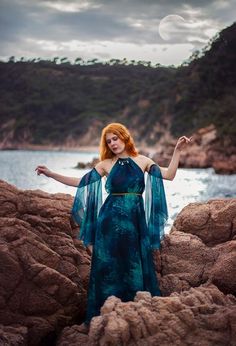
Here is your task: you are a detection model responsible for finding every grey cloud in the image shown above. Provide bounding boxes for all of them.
[0,0,143,44]
[95,51,110,58]
[0,0,235,62]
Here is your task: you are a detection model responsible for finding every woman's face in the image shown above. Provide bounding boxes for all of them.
[106,132,126,155]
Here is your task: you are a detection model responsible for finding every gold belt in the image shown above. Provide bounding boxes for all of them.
[111,193,142,196]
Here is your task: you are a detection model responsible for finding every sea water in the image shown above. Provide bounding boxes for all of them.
[1,150,235,229]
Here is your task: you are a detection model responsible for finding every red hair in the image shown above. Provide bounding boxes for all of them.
[99,123,138,161]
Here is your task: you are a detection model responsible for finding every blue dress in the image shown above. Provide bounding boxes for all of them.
[72,157,168,325]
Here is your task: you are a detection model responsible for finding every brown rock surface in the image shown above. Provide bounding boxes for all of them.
[57,286,236,346]
[56,324,89,346]
[151,124,236,174]
[75,157,99,169]
[1,180,236,345]
[0,324,28,345]
[0,180,91,345]
[161,199,236,297]
[170,199,236,246]
[57,198,236,345]
[160,232,236,296]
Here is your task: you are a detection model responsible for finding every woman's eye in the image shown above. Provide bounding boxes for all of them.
[107,140,111,144]
[113,137,118,141]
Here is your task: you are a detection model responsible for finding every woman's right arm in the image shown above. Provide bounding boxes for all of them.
[35,165,81,187]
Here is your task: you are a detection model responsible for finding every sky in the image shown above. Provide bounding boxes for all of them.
[0,0,235,66]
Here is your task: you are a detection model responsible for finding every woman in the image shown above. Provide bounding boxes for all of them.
[35,122,192,327]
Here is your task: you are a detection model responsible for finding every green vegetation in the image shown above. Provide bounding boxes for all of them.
[0,23,235,146]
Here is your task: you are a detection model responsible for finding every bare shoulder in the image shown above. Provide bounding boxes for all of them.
[95,158,114,176]
[133,154,156,172]
[94,160,106,177]
[135,154,150,163]
[135,154,168,178]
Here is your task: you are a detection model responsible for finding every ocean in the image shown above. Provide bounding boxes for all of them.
[1,149,236,230]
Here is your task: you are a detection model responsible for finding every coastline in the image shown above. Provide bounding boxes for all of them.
[1,144,235,174]
[0,144,155,154]
[0,144,100,153]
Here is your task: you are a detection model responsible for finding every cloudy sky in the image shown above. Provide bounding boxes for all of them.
[0,0,235,66]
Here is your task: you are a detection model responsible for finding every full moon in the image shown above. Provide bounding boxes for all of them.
[159,14,186,41]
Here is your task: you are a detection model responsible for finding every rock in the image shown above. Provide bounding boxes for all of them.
[56,198,236,345]
[209,241,236,295]
[160,231,236,296]
[171,199,236,246]
[161,199,236,296]
[75,157,99,169]
[160,232,214,295]
[0,324,28,346]
[0,180,91,346]
[212,158,236,175]
[1,180,236,345]
[150,124,236,174]
[56,325,89,346]
[59,285,236,345]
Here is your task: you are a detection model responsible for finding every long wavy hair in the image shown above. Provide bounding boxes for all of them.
[99,123,138,161]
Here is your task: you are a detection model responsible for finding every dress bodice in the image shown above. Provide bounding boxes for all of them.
[105,157,145,194]
[72,156,168,250]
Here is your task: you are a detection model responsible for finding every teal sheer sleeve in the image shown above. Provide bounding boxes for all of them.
[72,168,102,247]
[145,164,168,250]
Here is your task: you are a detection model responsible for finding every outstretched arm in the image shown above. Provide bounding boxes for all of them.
[145,136,192,180]
[35,165,81,187]
[35,160,106,187]
[160,136,192,180]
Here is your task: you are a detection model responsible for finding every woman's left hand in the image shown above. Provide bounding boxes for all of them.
[175,136,192,152]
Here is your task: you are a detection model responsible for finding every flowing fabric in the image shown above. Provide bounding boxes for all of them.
[145,164,168,250]
[72,168,102,246]
[71,157,168,325]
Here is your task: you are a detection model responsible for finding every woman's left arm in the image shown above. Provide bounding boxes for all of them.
[160,136,192,180]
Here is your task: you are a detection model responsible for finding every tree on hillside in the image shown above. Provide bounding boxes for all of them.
[60,57,70,64]
[8,56,15,63]
[75,57,83,65]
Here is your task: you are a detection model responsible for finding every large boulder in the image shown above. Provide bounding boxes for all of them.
[161,199,236,296]
[170,199,236,246]
[0,180,91,345]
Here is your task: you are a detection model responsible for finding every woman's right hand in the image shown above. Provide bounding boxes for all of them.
[35,166,80,186]
[35,165,52,177]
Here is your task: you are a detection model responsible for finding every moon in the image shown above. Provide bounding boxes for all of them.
[159,15,186,41]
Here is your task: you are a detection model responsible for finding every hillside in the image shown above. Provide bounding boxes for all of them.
[0,23,235,151]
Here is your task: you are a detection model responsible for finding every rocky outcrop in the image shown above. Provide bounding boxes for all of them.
[1,180,236,345]
[57,286,236,346]
[170,199,236,246]
[151,124,236,174]
[0,180,91,345]
[161,233,236,297]
[57,198,236,345]
[75,157,99,169]
[160,199,236,298]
